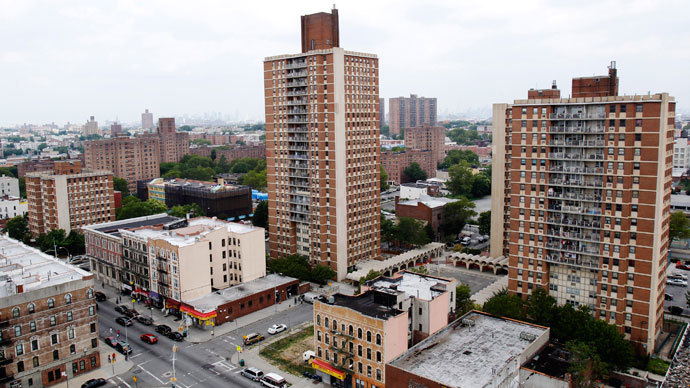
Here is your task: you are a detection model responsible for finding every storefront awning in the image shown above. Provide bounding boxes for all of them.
[165,299,181,309]
[310,358,346,380]
[180,305,217,321]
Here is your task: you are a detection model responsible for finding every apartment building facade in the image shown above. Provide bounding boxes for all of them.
[26,161,115,237]
[673,137,690,170]
[380,149,434,185]
[0,197,27,220]
[81,116,99,137]
[150,118,189,164]
[141,109,154,130]
[0,176,19,198]
[188,144,266,161]
[490,64,674,353]
[404,125,445,165]
[389,94,437,136]
[264,8,381,280]
[83,136,160,194]
[0,236,100,388]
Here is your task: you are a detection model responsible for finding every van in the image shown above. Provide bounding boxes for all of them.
[260,373,287,388]
[302,350,315,363]
[241,367,264,382]
[243,333,264,346]
[302,292,320,304]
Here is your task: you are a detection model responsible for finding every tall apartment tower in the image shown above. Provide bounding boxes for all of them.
[84,137,160,193]
[491,63,675,353]
[404,125,445,165]
[389,94,437,136]
[264,8,381,280]
[142,109,154,129]
[82,116,99,136]
[380,97,386,129]
[153,118,190,163]
[110,123,123,136]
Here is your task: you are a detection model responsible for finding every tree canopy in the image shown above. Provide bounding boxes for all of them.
[440,149,479,169]
[441,197,477,238]
[403,162,427,182]
[446,161,491,198]
[116,197,168,220]
[478,211,491,236]
[669,211,690,242]
[380,166,389,191]
[252,200,268,228]
[4,215,30,243]
[168,203,203,218]
[113,177,130,195]
[267,254,336,284]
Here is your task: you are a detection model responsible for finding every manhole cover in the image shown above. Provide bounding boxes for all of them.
[162,371,172,378]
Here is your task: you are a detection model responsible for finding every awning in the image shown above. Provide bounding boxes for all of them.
[310,358,346,380]
[180,305,217,321]
[165,299,181,309]
[148,291,161,302]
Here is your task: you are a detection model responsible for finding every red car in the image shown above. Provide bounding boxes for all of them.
[140,334,158,344]
[676,262,690,271]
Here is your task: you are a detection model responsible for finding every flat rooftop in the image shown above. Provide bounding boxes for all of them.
[325,291,404,320]
[389,311,548,387]
[365,271,451,301]
[160,178,247,192]
[184,274,297,313]
[0,235,91,300]
[399,194,457,209]
[83,214,180,238]
[125,217,260,247]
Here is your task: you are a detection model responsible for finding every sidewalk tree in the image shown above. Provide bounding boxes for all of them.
[36,229,67,253]
[169,203,203,218]
[525,287,557,326]
[252,201,268,228]
[310,265,336,285]
[396,217,430,247]
[478,211,491,236]
[441,197,477,237]
[482,289,525,320]
[455,284,474,315]
[447,162,474,197]
[4,215,30,243]
[669,211,690,242]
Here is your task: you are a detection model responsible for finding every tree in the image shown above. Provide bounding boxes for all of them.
[424,223,435,242]
[310,265,336,284]
[478,211,491,236]
[441,149,479,169]
[566,340,599,388]
[482,289,525,320]
[380,166,389,191]
[267,254,335,283]
[210,149,217,161]
[36,229,67,253]
[525,287,557,326]
[252,201,268,228]
[403,162,427,182]
[63,230,86,255]
[381,215,396,247]
[113,177,130,195]
[358,270,382,285]
[447,162,474,197]
[37,143,48,151]
[216,155,231,173]
[241,169,267,190]
[441,197,477,237]
[471,174,491,198]
[116,197,168,220]
[169,203,203,218]
[396,217,430,248]
[408,265,429,274]
[455,284,474,315]
[4,215,30,243]
[669,211,690,242]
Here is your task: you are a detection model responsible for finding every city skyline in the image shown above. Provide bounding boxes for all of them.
[1,0,689,126]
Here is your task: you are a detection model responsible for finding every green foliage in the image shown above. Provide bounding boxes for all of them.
[0,167,17,178]
[252,201,268,228]
[525,288,557,326]
[79,134,103,141]
[408,265,429,274]
[478,211,491,236]
[168,203,203,218]
[424,223,435,242]
[381,215,396,245]
[358,270,382,285]
[566,340,601,388]
[35,229,84,256]
[670,211,690,242]
[210,149,217,161]
[395,217,431,248]
[471,173,491,197]
[441,197,477,237]
[18,177,26,198]
[647,358,670,375]
[380,125,390,137]
[447,128,481,145]
[380,166,389,191]
[113,177,130,195]
[259,134,266,141]
[441,150,479,169]
[178,125,195,131]
[116,197,168,220]
[441,120,471,129]
[191,138,212,145]
[403,162,427,182]
[240,168,267,190]
[4,215,30,243]
[482,289,526,320]
[217,155,230,173]
[258,325,316,377]
[54,146,69,154]
[455,284,474,315]
[37,143,48,151]
[447,162,474,196]
[390,146,406,153]
[267,254,335,284]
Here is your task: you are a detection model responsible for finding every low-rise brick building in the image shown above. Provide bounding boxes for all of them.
[395,195,458,240]
[188,144,265,161]
[0,236,100,388]
[380,149,435,185]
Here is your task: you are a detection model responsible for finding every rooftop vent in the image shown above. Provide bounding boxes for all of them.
[463,350,472,355]
[519,331,537,342]
[461,318,475,327]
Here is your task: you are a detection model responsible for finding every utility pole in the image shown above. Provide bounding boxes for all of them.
[171,344,178,388]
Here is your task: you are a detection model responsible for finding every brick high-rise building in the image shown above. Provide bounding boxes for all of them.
[404,125,445,165]
[84,137,160,193]
[141,109,154,129]
[381,149,434,185]
[26,161,116,237]
[389,94,437,136]
[379,98,385,129]
[0,236,100,388]
[491,63,675,353]
[151,118,189,163]
[264,8,380,280]
[110,123,123,137]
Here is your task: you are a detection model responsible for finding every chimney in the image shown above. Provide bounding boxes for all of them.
[16,284,23,293]
[552,80,557,89]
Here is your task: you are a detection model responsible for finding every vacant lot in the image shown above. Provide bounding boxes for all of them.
[260,325,315,377]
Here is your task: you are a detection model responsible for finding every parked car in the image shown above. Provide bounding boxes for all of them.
[667,278,688,287]
[167,332,184,342]
[104,337,118,348]
[267,324,287,335]
[114,305,128,314]
[115,341,132,355]
[140,334,158,344]
[669,306,684,315]
[301,292,320,304]
[81,378,107,388]
[260,373,287,388]
[156,324,172,335]
[116,317,133,326]
[137,316,153,326]
[461,236,472,245]
[123,309,139,319]
[676,263,690,271]
[665,293,674,301]
[670,273,689,281]
[241,367,265,382]
[94,292,107,302]
[243,333,264,345]
[312,375,322,382]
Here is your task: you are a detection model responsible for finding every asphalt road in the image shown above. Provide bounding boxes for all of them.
[97,298,314,388]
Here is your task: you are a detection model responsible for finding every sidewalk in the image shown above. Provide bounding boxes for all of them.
[51,344,134,388]
[95,282,306,343]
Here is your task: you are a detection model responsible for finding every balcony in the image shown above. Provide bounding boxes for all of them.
[549,140,605,147]
[287,109,308,115]
[545,254,599,269]
[548,126,606,134]
[546,217,602,229]
[546,241,600,255]
[290,215,310,223]
[548,152,604,161]
[286,61,307,69]
[546,230,601,243]
[286,70,307,78]
[548,178,603,188]
[549,112,606,120]
[288,135,309,142]
[286,90,307,97]
[287,118,309,124]
[289,162,309,169]
[288,145,309,151]
[548,165,604,175]
[0,356,12,366]
[286,99,308,106]
[286,81,308,88]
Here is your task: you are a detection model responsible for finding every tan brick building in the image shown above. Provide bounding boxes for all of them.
[264,8,380,280]
[389,95,437,136]
[150,118,189,164]
[380,149,434,185]
[0,235,100,388]
[26,161,115,237]
[404,125,445,165]
[491,63,674,353]
[188,144,266,161]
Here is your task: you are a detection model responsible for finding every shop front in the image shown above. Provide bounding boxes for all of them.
[310,358,349,388]
[180,304,217,330]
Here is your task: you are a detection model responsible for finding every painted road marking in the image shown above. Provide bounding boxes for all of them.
[115,376,132,388]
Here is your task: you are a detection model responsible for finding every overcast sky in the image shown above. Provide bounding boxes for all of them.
[1,0,688,127]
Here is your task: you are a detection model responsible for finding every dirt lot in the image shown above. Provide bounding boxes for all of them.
[278,331,314,366]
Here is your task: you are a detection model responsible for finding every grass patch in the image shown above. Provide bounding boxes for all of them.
[647,358,670,375]
[259,325,315,377]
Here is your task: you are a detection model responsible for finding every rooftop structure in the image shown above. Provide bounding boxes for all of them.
[346,243,444,281]
[386,311,549,388]
[364,271,452,301]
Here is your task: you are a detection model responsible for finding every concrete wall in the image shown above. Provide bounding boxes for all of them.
[520,368,570,388]
[490,103,508,258]
[427,291,449,336]
[238,226,267,283]
[400,185,427,200]
[177,243,212,301]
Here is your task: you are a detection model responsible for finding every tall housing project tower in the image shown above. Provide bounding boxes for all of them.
[491,63,674,353]
[264,8,381,280]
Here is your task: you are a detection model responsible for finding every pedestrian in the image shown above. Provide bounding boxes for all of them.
[108,354,111,363]
[109,328,113,335]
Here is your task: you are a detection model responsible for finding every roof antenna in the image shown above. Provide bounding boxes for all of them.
[333,3,336,9]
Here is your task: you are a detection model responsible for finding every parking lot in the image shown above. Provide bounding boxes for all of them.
[665,263,690,314]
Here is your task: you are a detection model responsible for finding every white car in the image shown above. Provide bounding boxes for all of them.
[667,278,688,287]
[267,324,287,335]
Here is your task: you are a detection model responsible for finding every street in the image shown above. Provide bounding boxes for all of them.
[97,297,313,387]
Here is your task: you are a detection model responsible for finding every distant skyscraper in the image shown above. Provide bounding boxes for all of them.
[264,7,380,280]
[389,94,437,136]
[111,123,123,136]
[150,118,190,163]
[491,63,674,354]
[380,97,386,129]
[142,108,154,129]
[82,115,99,136]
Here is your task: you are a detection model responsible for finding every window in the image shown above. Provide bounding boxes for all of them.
[376,369,382,381]
[376,333,381,345]
[70,344,75,354]
[17,361,24,373]
[30,321,36,332]
[50,316,56,326]
[72,362,78,374]
[91,356,97,367]
[53,350,59,361]
[358,328,362,339]
[51,333,59,345]
[68,327,75,340]
[87,289,94,299]
[367,331,372,342]
[376,351,382,363]
[316,315,321,325]
[48,298,55,308]
[14,326,21,337]
[31,337,39,351]
[67,311,73,322]
[65,294,72,305]
[15,343,24,356]
[32,356,39,368]
[89,306,95,316]
[28,303,35,314]
[12,307,19,318]
[79,360,85,370]
[358,345,362,357]
[90,323,96,333]
[91,338,98,348]
[324,317,329,328]
[367,348,372,360]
